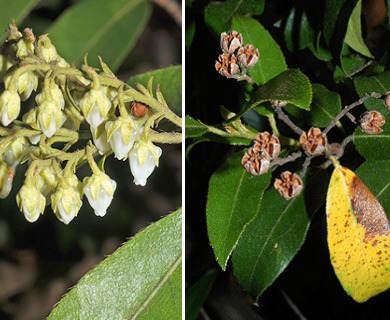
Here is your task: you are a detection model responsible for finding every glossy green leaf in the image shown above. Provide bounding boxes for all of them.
[185,116,209,138]
[231,169,327,299]
[47,0,151,72]
[127,65,182,115]
[353,122,390,160]
[204,0,264,35]
[232,188,307,298]
[246,69,312,115]
[344,0,373,58]
[284,8,314,52]
[356,161,390,217]
[48,209,182,320]
[206,152,272,270]
[0,0,39,43]
[340,51,372,78]
[232,16,287,86]
[186,269,217,320]
[354,72,390,111]
[285,83,341,127]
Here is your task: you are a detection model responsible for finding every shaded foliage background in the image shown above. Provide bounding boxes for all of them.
[186,0,390,319]
[0,0,181,319]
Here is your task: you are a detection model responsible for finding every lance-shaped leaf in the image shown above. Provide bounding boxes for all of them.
[48,209,182,319]
[206,152,272,270]
[326,164,390,303]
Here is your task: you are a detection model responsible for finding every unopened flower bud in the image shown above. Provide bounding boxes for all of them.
[15,31,35,59]
[83,171,117,217]
[131,101,149,118]
[79,87,112,128]
[360,110,385,134]
[253,132,280,159]
[3,137,29,167]
[0,54,14,81]
[299,127,327,156]
[274,171,303,200]
[105,116,139,160]
[51,184,82,225]
[0,161,14,199]
[220,31,243,54]
[0,89,21,126]
[34,165,58,201]
[241,147,270,176]
[237,44,259,68]
[16,182,46,222]
[215,53,239,78]
[129,140,162,186]
[37,100,64,138]
[36,34,59,63]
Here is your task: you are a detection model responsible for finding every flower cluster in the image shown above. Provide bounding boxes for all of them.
[215,31,259,83]
[0,22,181,224]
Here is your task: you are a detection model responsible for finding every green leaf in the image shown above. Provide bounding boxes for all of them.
[186,269,217,320]
[127,65,182,115]
[356,161,390,218]
[232,188,308,298]
[354,72,390,111]
[0,0,39,43]
[344,0,373,58]
[185,21,196,50]
[231,169,327,299]
[206,153,272,270]
[204,0,264,35]
[284,8,314,52]
[48,209,182,320]
[340,51,372,78]
[47,0,151,72]
[247,69,312,115]
[185,116,209,138]
[285,83,341,127]
[353,122,390,160]
[232,16,287,86]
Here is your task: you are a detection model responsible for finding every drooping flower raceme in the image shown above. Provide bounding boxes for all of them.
[83,171,117,217]
[129,140,162,186]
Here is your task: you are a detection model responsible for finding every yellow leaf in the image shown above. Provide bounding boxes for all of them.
[326,163,390,303]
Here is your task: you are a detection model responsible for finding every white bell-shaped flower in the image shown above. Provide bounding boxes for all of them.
[16,182,46,223]
[36,100,63,138]
[79,87,112,128]
[51,184,82,225]
[3,136,29,167]
[129,140,162,186]
[0,89,21,126]
[91,123,111,155]
[83,171,117,217]
[105,116,139,160]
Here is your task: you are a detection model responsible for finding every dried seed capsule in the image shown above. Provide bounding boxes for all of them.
[131,101,149,118]
[241,147,270,176]
[220,31,243,54]
[237,44,259,68]
[215,53,239,78]
[253,132,280,159]
[384,92,390,111]
[274,171,303,200]
[299,127,327,156]
[360,110,386,134]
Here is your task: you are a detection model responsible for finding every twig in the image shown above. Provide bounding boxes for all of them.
[300,156,312,178]
[274,107,304,135]
[323,92,382,135]
[270,151,303,167]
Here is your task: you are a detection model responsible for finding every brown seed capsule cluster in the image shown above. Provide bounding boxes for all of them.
[360,110,386,134]
[274,171,303,200]
[384,92,390,111]
[299,127,327,156]
[242,131,280,176]
[215,31,259,80]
